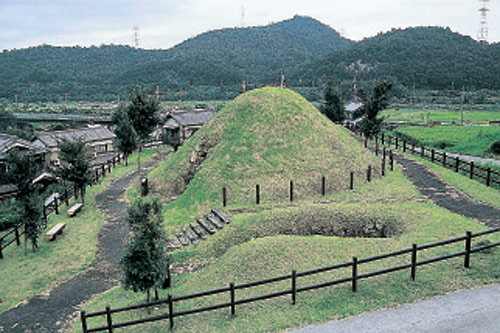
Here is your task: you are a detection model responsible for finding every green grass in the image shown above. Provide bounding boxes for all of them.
[146,88,381,232]
[381,109,500,124]
[0,148,165,313]
[75,165,500,332]
[391,125,500,158]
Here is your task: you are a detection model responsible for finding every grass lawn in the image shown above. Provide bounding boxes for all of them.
[0,148,165,313]
[381,109,500,125]
[74,164,500,332]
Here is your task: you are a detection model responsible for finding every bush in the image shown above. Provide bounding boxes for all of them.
[490,141,500,155]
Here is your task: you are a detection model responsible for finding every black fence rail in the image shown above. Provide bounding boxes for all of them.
[0,223,24,259]
[81,227,500,332]
[376,133,500,187]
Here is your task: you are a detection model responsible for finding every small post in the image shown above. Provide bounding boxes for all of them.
[455,156,459,173]
[155,288,159,301]
[486,168,491,187]
[464,231,472,268]
[383,147,386,159]
[141,178,148,197]
[81,310,88,333]
[411,243,417,281]
[382,158,386,176]
[431,149,435,163]
[442,152,447,167]
[411,143,415,154]
[108,163,111,173]
[470,162,474,179]
[64,188,69,206]
[95,169,99,183]
[395,137,399,149]
[390,151,394,171]
[43,205,47,224]
[230,282,235,315]
[0,239,3,259]
[352,256,358,292]
[223,187,227,207]
[292,269,297,305]
[375,137,379,156]
[364,138,367,148]
[106,305,113,333]
[54,196,59,215]
[367,165,372,182]
[350,171,354,190]
[165,257,172,288]
[15,225,20,246]
[102,164,106,176]
[290,180,294,202]
[168,294,174,328]
[256,184,260,205]
[403,140,406,153]
[381,133,385,145]
[421,145,424,158]
[112,158,116,168]
[321,176,326,196]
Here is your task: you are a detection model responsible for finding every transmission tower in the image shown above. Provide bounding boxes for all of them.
[133,26,140,48]
[240,5,246,27]
[478,0,490,42]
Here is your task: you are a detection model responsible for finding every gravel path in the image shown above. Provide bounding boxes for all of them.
[0,163,156,333]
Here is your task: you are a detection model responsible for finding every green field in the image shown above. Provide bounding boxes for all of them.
[391,125,500,158]
[75,88,500,332]
[381,109,500,124]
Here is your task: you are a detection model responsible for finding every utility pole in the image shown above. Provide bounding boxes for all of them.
[133,26,140,48]
[478,0,490,42]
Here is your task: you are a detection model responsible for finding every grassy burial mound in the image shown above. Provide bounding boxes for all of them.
[148,87,380,228]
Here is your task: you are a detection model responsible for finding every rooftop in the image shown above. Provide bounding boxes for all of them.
[36,125,116,148]
[164,109,214,128]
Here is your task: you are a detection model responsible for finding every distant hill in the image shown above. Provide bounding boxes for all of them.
[292,27,500,92]
[0,16,350,102]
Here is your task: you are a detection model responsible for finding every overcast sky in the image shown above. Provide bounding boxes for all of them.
[1,0,498,51]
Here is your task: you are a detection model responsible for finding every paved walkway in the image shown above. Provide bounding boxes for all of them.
[292,152,500,332]
[292,284,500,333]
[0,163,157,333]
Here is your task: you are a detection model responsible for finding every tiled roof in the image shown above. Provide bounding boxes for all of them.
[164,109,214,128]
[0,133,44,158]
[36,125,116,148]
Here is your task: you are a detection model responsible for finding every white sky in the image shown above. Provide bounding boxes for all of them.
[0,0,498,50]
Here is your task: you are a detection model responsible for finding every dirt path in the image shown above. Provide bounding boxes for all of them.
[0,162,159,333]
[394,153,500,227]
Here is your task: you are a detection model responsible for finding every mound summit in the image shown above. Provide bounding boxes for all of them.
[149,88,380,226]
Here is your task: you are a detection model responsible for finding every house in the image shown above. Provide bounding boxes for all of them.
[344,102,364,121]
[33,125,116,167]
[162,109,214,146]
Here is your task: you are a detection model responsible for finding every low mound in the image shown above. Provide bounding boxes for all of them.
[149,87,380,225]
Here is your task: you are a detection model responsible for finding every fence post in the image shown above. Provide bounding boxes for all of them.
[141,178,148,197]
[256,184,260,205]
[470,162,474,179]
[464,231,472,268]
[223,187,227,207]
[382,158,386,176]
[395,137,399,149]
[411,243,417,281]
[352,256,358,292]
[102,164,106,176]
[15,225,20,246]
[375,137,379,156]
[113,158,116,168]
[403,140,406,153]
[230,282,235,315]
[106,305,113,333]
[54,196,59,215]
[486,168,491,187]
[411,143,415,154]
[290,180,294,202]
[292,269,297,305]
[367,165,372,182]
[381,133,385,145]
[431,149,435,163]
[383,147,386,159]
[0,239,3,259]
[95,169,99,183]
[455,157,459,173]
[81,311,88,333]
[350,171,354,190]
[364,138,367,148]
[390,151,394,171]
[442,152,447,167]
[421,145,424,158]
[168,294,174,328]
[43,205,47,224]
[321,176,326,196]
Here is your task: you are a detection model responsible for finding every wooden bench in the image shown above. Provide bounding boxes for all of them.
[67,203,83,217]
[45,223,66,241]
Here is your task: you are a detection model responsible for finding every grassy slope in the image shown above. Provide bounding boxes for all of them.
[0,148,164,313]
[392,125,500,157]
[76,165,500,332]
[148,87,381,231]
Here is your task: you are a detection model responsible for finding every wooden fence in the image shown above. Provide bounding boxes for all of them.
[81,227,500,332]
[375,133,500,187]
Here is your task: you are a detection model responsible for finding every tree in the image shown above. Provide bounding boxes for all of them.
[56,138,92,204]
[113,110,137,166]
[320,78,345,123]
[5,151,45,254]
[124,88,160,170]
[120,196,169,304]
[358,81,393,139]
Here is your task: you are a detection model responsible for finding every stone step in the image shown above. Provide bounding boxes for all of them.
[206,215,223,230]
[182,227,198,244]
[190,223,206,240]
[211,209,230,224]
[197,218,215,235]
[175,233,189,247]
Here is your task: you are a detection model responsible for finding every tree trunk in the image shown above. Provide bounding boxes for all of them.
[81,185,85,205]
[125,154,128,166]
[24,227,28,256]
[146,289,151,314]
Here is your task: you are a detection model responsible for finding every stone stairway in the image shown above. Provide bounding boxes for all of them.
[173,209,231,248]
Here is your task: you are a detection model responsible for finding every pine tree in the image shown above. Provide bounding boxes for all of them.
[120,196,169,304]
[320,78,345,123]
[113,111,137,166]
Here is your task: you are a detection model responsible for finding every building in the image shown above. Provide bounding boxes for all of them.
[33,125,116,167]
[162,109,214,146]
[345,102,364,120]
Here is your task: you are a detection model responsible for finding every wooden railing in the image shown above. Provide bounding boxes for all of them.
[81,228,500,332]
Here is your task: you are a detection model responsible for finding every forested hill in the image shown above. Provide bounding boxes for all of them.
[292,27,500,91]
[0,16,350,102]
